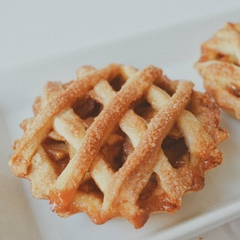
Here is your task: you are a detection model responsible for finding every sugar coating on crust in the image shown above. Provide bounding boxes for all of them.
[9,64,228,228]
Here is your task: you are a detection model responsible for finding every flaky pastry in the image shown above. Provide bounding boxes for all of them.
[9,64,227,228]
[195,22,240,120]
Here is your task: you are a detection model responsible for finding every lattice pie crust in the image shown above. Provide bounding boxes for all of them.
[195,22,240,120]
[9,64,228,228]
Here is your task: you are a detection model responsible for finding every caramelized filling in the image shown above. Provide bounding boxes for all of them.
[110,74,126,91]
[199,49,240,67]
[162,137,189,168]
[216,53,240,66]
[73,95,102,120]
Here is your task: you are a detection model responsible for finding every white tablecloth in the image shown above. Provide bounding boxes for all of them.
[1,1,240,239]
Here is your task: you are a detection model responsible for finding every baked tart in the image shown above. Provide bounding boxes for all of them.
[195,22,240,120]
[9,64,228,228]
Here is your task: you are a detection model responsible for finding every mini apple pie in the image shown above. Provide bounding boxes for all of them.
[195,22,240,120]
[9,64,227,228]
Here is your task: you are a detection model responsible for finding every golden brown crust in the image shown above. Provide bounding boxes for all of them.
[195,22,240,120]
[9,64,227,228]
[9,64,120,176]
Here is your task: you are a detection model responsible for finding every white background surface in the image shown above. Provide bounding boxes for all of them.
[1,1,240,239]
[1,0,240,71]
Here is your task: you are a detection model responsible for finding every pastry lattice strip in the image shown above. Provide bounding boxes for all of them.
[9,64,227,228]
[195,22,240,120]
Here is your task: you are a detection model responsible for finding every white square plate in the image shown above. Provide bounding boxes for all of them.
[1,9,240,240]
